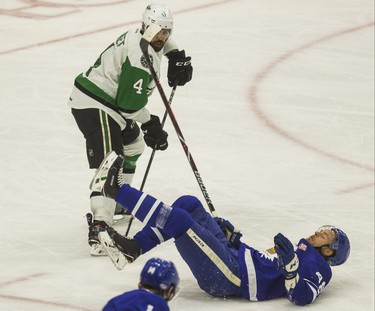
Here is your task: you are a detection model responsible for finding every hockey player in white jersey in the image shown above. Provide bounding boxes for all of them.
[90,152,351,306]
[68,4,192,256]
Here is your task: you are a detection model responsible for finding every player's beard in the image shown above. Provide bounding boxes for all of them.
[151,40,165,52]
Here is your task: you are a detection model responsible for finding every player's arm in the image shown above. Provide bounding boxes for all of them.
[164,38,193,87]
[285,270,327,306]
[274,234,327,306]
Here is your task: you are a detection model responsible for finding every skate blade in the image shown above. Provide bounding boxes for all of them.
[98,231,127,270]
[90,243,108,257]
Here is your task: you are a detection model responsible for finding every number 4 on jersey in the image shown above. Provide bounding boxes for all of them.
[133,79,143,94]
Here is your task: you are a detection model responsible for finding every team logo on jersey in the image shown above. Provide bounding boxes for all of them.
[298,243,307,251]
[259,250,277,260]
[141,54,153,68]
[266,247,276,254]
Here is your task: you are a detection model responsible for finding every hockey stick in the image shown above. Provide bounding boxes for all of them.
[124,85,177,236]
[140,85,177,191]
[139,25,217,216]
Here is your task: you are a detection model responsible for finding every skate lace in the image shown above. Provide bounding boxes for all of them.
[118,168,125,187]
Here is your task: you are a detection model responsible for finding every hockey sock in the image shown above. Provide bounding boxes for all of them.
[115,185,194,234]
[123,154,141,171]
[115,184,167,228]
[134,227,171,253]
[122,154,141,185]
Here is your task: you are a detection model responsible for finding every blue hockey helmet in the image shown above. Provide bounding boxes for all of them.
[318,225,350,266]
[140,258,179,300]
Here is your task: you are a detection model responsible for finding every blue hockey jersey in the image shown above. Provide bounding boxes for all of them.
[239,238,332,305]
[111,185,334,306]
[102,289,169,311]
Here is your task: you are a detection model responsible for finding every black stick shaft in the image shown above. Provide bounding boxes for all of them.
[140,85,176,191]
[125,85,177,236]
[140,38,216,215]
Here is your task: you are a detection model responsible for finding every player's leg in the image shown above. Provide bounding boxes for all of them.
[103,225,172,267]
[89,153,237,283]
[127,196,226,254]
[71,108,123,256]
[130,195,228,254]
[102,193,194,263]
[106,189,241,297]
[114,120,144,216]
[120,119,144,185]
[104,199,200,262]
[172,195,228,242]
[165,195,242,297]
[95,172,194,263]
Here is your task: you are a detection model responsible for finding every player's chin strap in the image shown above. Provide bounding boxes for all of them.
[140,24,217,217]
[124,85,177,237]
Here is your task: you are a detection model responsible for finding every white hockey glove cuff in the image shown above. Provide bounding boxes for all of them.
[284,253,299,277]
[285,273,300,291]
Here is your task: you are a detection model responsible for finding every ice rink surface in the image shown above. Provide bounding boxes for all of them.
[0,0,374,310]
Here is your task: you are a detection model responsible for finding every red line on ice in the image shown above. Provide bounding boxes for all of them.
[249,22,374,174]
[0,273,94,310]
[0,0,236,55]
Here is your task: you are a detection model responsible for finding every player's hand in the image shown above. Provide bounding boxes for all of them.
[274,233,299,279]
[141,115,168,150]
[167,50,193,87]
[215,217,242,249]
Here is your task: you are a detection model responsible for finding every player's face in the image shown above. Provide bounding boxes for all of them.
[306,229,336,247]
[150,29,171,52]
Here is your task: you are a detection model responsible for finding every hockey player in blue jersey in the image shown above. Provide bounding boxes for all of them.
[103,257,179,311]
[91,151,351,306]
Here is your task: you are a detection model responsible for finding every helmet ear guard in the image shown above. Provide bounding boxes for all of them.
[142,3,174,33]
[317,225,351,266]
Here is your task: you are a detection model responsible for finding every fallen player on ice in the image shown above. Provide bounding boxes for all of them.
[91,151,350,306]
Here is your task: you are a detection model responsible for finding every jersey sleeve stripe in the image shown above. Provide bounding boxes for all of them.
[244,249,258,301]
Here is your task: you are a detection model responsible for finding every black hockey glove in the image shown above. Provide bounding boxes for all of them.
[274,233,299,279]
[214,217,242,249]
[141,115,168,151]
[167,50,193,87]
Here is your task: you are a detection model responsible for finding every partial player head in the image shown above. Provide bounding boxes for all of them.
[139,257,180,301]
[318,225,350,266]
[142,3,173,31]
[142,3,173,52]
[308,225,350,266]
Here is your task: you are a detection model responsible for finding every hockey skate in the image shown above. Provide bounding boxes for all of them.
[86,215,109,256]
[90,242,107,256]
[89,151,125,198]
[99,227,141,270]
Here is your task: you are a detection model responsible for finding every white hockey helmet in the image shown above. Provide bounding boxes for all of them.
[142,3,173,32]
